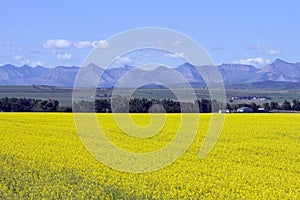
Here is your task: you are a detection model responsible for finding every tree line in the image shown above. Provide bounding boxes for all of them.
[0,97,59,112]
[73,97,223,113]
[66,97,300,113]
[1,97,300,113]
[227,100,300,112]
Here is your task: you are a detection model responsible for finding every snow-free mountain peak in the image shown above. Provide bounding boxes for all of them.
[1,59,300,86]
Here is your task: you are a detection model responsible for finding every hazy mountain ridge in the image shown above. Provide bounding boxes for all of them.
[0,59,300,87]
[254,59,300,82]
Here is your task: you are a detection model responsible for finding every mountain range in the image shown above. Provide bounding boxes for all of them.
[1,59,300,87]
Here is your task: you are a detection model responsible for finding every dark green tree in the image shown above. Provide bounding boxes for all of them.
[270,101,280,110]
[281,100,292,110]
[292,99,300,111]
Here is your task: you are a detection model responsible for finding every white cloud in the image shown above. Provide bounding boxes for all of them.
[43,39,72,49]
[13,55,30,65]
[57,53,72,60]
[73,41,92,48]
[114,56,133,65]
[91,40,110,48]
[2,42,22,51]
[30,61,44,66]
[13,55,43,66]
[266,49,281,56]
[43,39,109,49]
[233,57,271,68]
[74,40,110,48]
[164,52,185,59]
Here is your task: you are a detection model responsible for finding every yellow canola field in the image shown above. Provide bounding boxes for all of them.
[0,113,299,199]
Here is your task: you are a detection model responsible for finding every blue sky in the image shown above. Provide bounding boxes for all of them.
[0,0,299,68]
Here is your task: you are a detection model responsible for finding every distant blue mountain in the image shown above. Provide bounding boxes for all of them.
[0,59,300,87]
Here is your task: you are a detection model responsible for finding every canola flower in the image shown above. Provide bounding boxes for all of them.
[0,113,299,199]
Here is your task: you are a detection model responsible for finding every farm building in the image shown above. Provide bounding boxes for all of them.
[237,107,253,113]
[257,107,269,113]
[219,109,230,113]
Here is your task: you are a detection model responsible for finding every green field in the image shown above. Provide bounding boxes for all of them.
[0,85,299,107]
